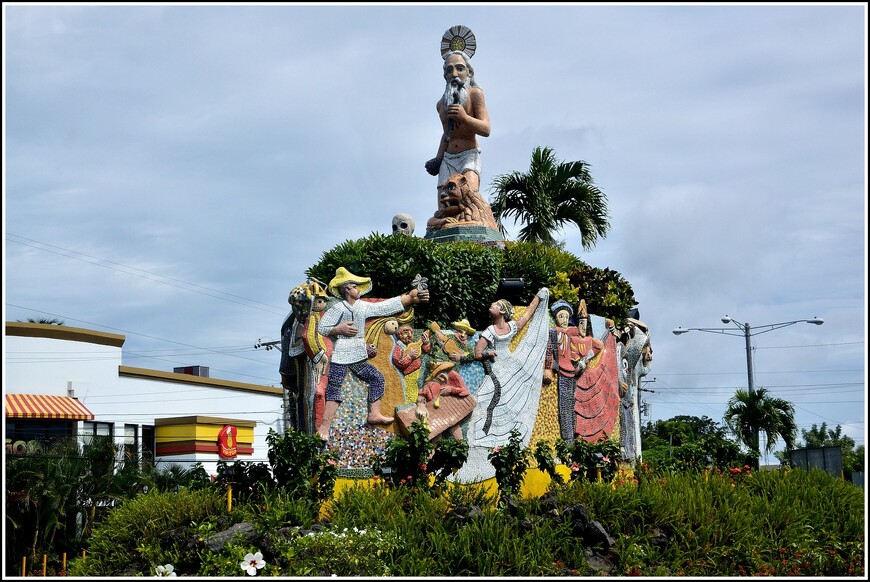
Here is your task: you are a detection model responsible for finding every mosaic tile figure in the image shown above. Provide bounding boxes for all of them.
[573,300,620,443]
[543,299,583,444]
[316,268,429,443]
[617,319,653,461]
[454,288,550,483]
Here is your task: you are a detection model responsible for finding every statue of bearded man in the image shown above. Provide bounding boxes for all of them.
[424,50,491,194]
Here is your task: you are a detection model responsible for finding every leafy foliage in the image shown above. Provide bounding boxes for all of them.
[370,421,468,494]
[487,429,531,501]
[565,264,637,326]
[64,462,864,577]
[724,388,797,469]
[641,415,744,470]
[266,428,338,503]
[489,146,611,250]
[555,437,623,482]
[306,233,638,331]
[67,488,230,576]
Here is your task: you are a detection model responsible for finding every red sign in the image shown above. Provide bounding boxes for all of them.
[217,425,238,459]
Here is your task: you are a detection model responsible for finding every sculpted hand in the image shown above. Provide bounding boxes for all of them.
[314,358,328,377]
[410,288,430,304]
[425,157,442,176]
[446,104,467,121]
[542,369,554,386]
[336,321,358,337]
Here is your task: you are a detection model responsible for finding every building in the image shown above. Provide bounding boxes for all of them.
[4,322,284,475]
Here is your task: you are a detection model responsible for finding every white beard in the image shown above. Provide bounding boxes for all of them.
[442,78,470,108]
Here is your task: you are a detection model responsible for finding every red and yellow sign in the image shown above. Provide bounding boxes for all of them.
[155,416,254,458]
[217,424,238,459]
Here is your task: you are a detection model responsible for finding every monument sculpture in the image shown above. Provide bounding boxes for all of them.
[279,25,651,483]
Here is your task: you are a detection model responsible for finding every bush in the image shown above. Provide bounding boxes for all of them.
[306,234,638,330]
[67,488,231,576]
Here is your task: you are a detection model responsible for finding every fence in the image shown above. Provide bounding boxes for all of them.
[19,551,85,577]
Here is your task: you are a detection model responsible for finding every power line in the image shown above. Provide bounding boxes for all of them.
[6,308,280,384]
[6,234,289,315]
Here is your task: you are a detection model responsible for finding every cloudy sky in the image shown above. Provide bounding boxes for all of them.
[4,3,866,459]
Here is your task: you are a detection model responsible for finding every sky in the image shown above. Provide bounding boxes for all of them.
[3,3,867,460]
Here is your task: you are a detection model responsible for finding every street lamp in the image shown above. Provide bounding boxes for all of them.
[673,315,823,465]
[672,315,823,394]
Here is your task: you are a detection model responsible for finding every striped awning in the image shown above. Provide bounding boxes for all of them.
[4,394,95,420]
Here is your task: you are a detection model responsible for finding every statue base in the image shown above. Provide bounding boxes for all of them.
[423,224,506,247]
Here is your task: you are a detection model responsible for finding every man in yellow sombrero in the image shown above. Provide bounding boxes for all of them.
[316,267,429,442]
[428,317,477,365]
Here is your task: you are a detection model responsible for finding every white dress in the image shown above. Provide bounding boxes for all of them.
[453,288,551,483]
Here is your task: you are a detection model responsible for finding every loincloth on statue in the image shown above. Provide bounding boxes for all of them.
[439,148,481,183]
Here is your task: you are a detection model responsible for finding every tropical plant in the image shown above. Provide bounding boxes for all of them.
[265,428,338,504]
[18,317,65,325]
[487,429,531,502]
[724,388,797,469]
[488,146,611,250]
[641,415,744,470]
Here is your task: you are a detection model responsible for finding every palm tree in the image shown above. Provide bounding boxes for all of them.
[19,317,65,325]
[488,146,611,250]
[724,387,797,469]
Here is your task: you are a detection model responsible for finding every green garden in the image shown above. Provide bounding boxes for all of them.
[6,423,864,577]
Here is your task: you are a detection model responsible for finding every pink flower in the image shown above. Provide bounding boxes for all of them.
[492,446,502,454]
[570,463,580,472]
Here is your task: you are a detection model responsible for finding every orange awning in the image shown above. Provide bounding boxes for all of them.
[4,394,94,420]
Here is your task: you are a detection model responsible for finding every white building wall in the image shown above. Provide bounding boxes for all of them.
[4,324,284,476]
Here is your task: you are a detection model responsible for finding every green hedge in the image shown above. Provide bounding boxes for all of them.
[306,234,637,330]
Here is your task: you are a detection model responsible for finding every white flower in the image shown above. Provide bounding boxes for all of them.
[240,552,266,576]
[155,564,177,577]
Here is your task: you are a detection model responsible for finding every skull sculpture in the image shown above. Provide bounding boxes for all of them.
[391,213,415,236]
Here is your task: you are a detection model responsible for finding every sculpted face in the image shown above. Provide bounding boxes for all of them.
[397,326,414,345]
[454,330,468,343]
[555,309,571,329]
[443,53,469,84]
[577,317,588,337]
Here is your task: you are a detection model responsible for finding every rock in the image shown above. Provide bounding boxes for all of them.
[204,522,255,552]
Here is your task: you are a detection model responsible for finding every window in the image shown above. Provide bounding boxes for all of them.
[81,421,114,443]
[124,424,139,467]
[142,425,155,468]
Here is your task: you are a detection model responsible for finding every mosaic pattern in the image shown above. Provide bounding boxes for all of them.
[300,302,648,480]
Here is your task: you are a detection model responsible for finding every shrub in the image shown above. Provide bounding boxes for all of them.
[306,234,638,330]
[487,429,531,502]
[281,526,402,576]
[370,421,469,496]
[555,436,622,482]
[67,488,231,576]
[266,428,338,503]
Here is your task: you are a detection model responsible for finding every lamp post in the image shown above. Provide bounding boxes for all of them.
[672,315,823,466]
[672,315,824,394]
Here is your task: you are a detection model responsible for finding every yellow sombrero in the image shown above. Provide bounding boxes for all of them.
[327,267,372,298]
[452,318,476,335]
[425,360,454,383]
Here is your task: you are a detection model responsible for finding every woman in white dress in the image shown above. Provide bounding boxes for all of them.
[453,287,550,483]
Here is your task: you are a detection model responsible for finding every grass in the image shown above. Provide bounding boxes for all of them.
[68,465,865,577]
